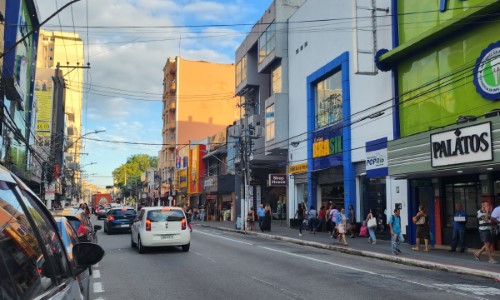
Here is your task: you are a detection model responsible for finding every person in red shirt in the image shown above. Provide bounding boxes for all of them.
[317,205,326,232]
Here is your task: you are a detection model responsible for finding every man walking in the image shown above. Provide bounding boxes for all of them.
[449,203,466,252]
[389,208,403,255]
[474,201,497,263]
[257,204,265,232]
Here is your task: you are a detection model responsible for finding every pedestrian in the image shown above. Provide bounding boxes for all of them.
[329,205,339,238]
[347,204,356,238]
[246,206,255,231]
[263,204,272,231]
[277,200,284,226]
[317,205,326,232]
[412,205,430,252]
[389,208,403,255]
[474,201,497,263]
[325,204,332,233]
[295,203,305,236]
[335,208,348,245]
[257,204,265,232]
[365,209,377,244]
[449,203,466,253]
[308,205,317,234]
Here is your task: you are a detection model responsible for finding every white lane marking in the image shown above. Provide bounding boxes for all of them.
[94,263,99,268]
[93,282,104,293]
[434,284,500,296]
[93,298,104,300]
[192,251,216,263]
[259,246,485,300]
[92,270,101,279]
[197,230,254,246]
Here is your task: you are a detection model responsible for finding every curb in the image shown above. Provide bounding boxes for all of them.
[198,224,500,280]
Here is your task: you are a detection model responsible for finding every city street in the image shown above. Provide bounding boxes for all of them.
[90,217,500,300]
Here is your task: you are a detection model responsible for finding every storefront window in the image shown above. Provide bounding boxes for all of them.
[320,184,344,208]
[359,176,387,232]
[315,71,342,128]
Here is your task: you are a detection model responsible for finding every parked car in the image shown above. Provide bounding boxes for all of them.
[52,208,101,243]
[54,217,92,300]
[131,207,191,253]
[104,207,137,234]
[95,204,104,215]
[0,164,104,300]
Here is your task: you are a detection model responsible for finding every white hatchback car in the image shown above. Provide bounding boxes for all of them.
[131,207,191,253]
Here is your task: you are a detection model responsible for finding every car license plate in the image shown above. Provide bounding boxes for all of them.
[161,234,173,240]
[120,224,130,228]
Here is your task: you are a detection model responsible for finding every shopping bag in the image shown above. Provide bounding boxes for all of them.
[359,225,368,237]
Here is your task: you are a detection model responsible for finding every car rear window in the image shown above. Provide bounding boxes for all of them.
[112,209,136,217]
[66,218,81,231]
[147,210,184,222]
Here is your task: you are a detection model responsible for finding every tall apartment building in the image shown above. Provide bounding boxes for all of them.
[159,57,238,197]
[36,30,84,203]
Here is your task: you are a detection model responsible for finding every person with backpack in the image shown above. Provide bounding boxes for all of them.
[389,208,403,255]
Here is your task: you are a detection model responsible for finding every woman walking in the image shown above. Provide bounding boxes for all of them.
[365,209,377,244]
[317,205,326,232]
[263,204,272,231]
[348,204,356,238]
[336,208,348,245]
[295,203,305,236]
[412,205,430,252]
[308,205,318,234]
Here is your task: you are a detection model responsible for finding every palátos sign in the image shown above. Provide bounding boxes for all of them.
[430,122,493,167]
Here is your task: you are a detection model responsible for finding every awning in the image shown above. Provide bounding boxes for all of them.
[202,145,227,159]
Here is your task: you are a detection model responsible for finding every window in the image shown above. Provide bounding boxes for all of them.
[112,209,136,217]
[259,22,276,63]
[147,209,184,222]
[271,64,282,94]
[235,55,247,86]
[265,105,275,142]
[0,181,69,299]
[315,71,342,128]
[48,56,53,61]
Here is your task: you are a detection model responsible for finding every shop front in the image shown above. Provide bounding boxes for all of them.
[388,119,500,248]
[289,162,308,226]
[306,52,356,212]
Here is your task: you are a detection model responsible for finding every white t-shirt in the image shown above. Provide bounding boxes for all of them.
[492,206,500,222]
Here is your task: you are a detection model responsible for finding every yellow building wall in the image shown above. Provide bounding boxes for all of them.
[177,58,237,145]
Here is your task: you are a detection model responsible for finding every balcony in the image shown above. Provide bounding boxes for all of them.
[169,102,176,111]
[167,119,176,129]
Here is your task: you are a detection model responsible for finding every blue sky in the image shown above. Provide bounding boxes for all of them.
[37,0,273,187]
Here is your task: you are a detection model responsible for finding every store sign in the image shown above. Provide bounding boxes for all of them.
[289,162,307,174]
[473,41,500,101]
[430,122,493,167]
[365,137,388,178]
[312,126,343,170]
[269,174,287,186]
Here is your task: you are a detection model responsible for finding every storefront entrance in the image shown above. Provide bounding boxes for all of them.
[320,183,344,209]
[443,179,482,249]
[408,181,435,246]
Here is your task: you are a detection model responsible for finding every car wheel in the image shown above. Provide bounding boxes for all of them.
[181,243,190,252]
[131,234,136,248]
[138,236,146,254]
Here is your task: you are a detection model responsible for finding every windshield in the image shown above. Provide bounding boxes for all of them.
[147,210,184,222]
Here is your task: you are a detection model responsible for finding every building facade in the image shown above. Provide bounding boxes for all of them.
[1,0,41,192]
[159,56,238,201]
[234,0,305,228]
[377,0,500,248]
[36,29,84,205]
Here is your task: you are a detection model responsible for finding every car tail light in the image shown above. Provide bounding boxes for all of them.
[146,218,151,231]
[108,216,115,221]
[181,217,186,230]
[77,224,87,237]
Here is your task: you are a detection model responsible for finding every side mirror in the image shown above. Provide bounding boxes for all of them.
[73,242,105,267]
[94,225,102,231]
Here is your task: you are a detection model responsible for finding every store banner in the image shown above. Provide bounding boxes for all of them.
[430,122,493,167]
[366,137,388,178]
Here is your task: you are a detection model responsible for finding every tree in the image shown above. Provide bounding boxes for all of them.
[112,154,157,196]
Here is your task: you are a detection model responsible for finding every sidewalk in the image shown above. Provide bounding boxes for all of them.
[195,220,500,280]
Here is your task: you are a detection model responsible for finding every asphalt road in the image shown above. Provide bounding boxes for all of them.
[90,217,500,300]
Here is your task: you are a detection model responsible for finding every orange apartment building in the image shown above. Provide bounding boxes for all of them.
[159,57,238,199]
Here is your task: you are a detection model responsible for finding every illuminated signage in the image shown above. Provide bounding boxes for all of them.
[289,162,307,174]
[313,135,342,158]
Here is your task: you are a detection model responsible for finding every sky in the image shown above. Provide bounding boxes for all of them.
[36,0,274,187]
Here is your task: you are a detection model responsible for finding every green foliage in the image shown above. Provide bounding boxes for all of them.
[112,154,157,191]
